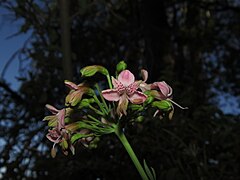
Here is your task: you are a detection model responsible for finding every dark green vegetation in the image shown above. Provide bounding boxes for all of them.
[0,0,239,179]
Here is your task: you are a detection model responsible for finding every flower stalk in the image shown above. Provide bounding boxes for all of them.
[115,125,149,180]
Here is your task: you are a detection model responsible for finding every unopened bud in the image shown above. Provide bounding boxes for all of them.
[152,100,172,112]
[80,65,109,77]
[116,61,127,73]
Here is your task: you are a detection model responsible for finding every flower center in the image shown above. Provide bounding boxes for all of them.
[126,83,138,95]
[116,83,125,95]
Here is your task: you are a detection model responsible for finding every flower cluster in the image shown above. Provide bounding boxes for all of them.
[43,61,187,157]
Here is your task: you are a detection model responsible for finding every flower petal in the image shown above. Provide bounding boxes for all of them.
[117,95,129,116]
[118,70,135,87]
[139,82,151,92]
[111,77,121,88]
[64,80,79,90]
[45,104,59,114]
[46,129,61,143]
[66,90,84,106]
[102,89,120,101]
[57,109,65,130]
[141,69,148,82]
[157,81,173,97]
[128,91,147,104]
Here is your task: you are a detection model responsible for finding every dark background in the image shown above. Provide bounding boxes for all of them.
[0,0,239,179]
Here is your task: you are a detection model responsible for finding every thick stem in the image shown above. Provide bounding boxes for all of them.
[115,128,149,180]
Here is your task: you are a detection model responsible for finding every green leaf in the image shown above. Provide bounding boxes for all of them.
[151,167,157,180]
[143,159,156,180]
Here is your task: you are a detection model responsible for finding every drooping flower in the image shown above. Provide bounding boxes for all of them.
[65,81,93,106]
[44,104,65,128]
[151,81,173,100]
[44,105,73,157]
[150,82,188,110]
[102,70,147,116]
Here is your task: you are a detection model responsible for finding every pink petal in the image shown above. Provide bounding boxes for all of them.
[157,81,172,97]
[128,91,147,104]
[57,109,65,130]
[139,82,151,92]
[141,69,148,82]
[102,89,120,101]
[46,104,59,114]
[111,77,121,88]
[118,70,135,87]
[64,80,79,90]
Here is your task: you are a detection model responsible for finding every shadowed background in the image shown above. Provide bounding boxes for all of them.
[0,0,239,179]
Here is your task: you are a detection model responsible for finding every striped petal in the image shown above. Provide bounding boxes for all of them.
[118,70,135,87]
[102,89,120,101]
[128,91,147,104]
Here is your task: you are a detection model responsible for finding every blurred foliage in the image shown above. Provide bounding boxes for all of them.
[0,0,239,179]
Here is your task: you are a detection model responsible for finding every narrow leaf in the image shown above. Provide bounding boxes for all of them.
[144,159,154,180]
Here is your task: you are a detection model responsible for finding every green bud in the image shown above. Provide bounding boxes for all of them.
[88,137,100,149]
[152,100,172,112]
[116,61,127,73]
[80,65,109,77]
[135,116,144,123]
[144,96,154,105]
[129,104,143,111]
[70,133,91,144]
[78,98,94,109]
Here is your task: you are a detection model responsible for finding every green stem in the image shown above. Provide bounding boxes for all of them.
[95,84,109,112]
[107,74,113,89]
[115,128,149,180]
[89,105,104,116]
[93,94,107,114]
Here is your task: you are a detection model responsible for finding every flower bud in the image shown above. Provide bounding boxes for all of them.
[135,116,144,123]
[78,98,95,109]
[144,95,154,105]
[80,65,109,77]
[152,100,172,112]
[116,61,127,73]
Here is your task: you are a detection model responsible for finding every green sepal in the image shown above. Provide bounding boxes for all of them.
[48,118,57,127]
[88,137,100,149]
[71,133,93,144]
[80,65,109,77]
[129,104,143,111]
[116,61,127,73]
[152,100,172,112]
[144,95,154,105]
[61,139,68,149]
[43,115,54,121]
[78,98,95,109]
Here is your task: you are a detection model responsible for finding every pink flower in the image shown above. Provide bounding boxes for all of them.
[151,81,173,100]
[102,70,147,116]
[45,104,65,130]
[45,105,71,157]
[64,81,93,106]
[150,82,188,110]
